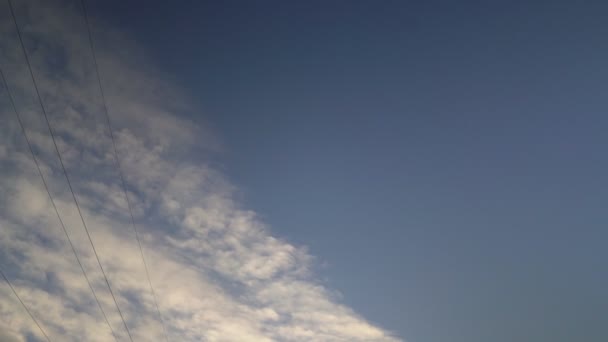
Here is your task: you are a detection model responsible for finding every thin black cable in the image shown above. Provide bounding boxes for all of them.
[0,67,119,342]
[7,1,134,341]
[0,268,51,342]
[79,1,170,341]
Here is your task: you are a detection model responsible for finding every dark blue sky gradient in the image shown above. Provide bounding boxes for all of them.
[91,1,608,341]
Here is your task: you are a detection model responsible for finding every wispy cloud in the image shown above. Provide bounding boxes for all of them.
[0,1,401,341]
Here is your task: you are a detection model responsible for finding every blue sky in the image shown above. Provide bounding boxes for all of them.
[86,1,608,341]
[1,1,608,341]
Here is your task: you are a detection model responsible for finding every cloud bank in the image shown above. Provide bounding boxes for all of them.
[0,1,401,341]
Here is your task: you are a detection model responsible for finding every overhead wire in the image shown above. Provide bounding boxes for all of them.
[0,65,118,342]
[0,268,51,342]
[78,1,170,340]
[7,1,134,340]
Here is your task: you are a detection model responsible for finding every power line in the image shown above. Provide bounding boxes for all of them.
[7,1,134,341]
[0,268,51,342]
[0,66,119,342]
[79,1,170,341]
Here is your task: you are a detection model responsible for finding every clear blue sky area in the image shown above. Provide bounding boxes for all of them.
[91,1,608,341]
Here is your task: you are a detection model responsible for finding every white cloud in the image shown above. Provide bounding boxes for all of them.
[0,1,401,341]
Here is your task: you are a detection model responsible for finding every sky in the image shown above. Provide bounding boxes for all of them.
[1,1,608,342]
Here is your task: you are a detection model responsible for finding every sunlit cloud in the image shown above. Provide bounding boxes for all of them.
[0,1,401,341]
